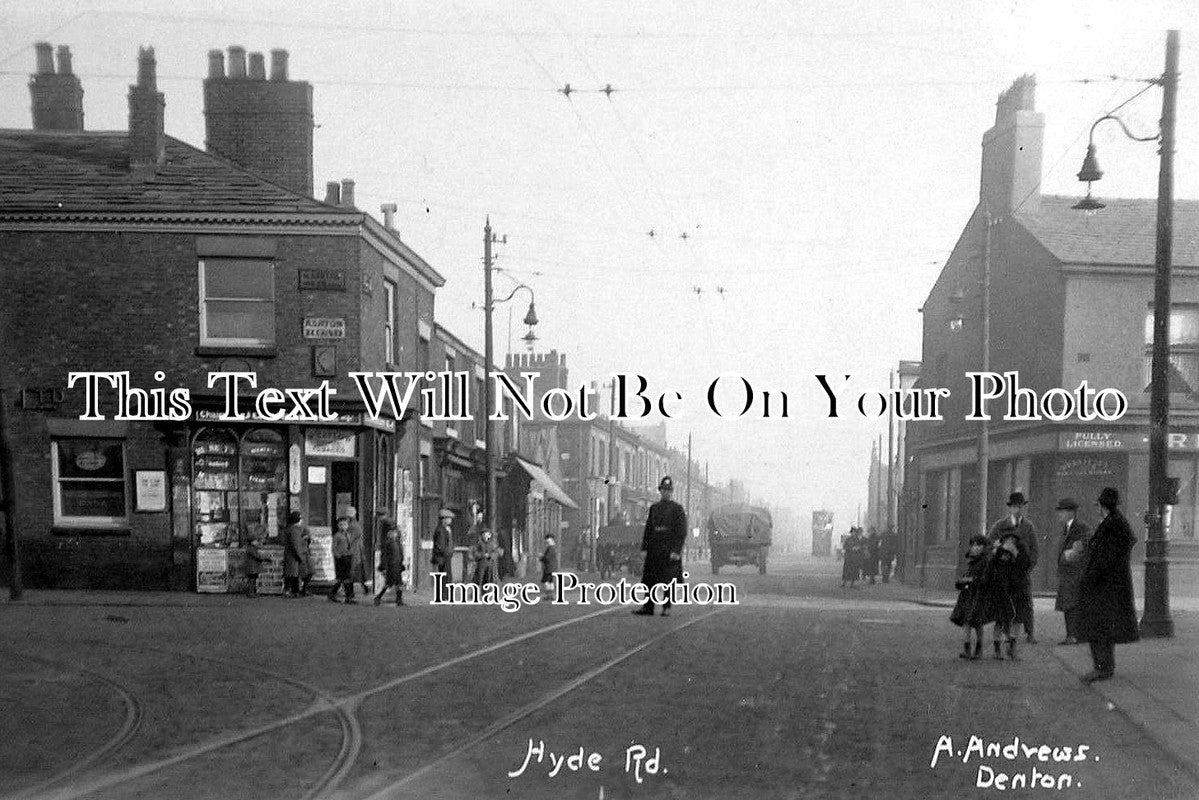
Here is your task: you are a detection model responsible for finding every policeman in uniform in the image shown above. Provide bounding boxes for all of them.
[634,476,688,617]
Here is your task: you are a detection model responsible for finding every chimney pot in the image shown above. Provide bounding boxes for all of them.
[340,178,355,208]
[207,49,225,79]
[325,181,341,204]
[55,45,73,75]
[270,49,289,81]
[248,52,265,80]
[381,203,397,230]
[228,46,246,78]
[35,42,54,74]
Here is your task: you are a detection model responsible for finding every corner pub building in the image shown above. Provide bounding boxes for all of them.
[0,44,446,591]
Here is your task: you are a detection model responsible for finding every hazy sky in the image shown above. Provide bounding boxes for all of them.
[2,1,1196,533]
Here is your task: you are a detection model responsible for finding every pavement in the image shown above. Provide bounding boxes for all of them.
[887,580,1199,784]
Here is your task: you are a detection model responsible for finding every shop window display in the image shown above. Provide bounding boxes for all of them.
[192,427,288,593]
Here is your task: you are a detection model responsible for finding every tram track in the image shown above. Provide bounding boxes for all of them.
[359,608,724,800]
[22,604,627,800]
[0,649,145,800]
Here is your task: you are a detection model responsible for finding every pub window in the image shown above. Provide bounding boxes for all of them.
[199,258,275,347]
[384,280,397,364]
[51,438,128,527]
[1145,304,1199,394]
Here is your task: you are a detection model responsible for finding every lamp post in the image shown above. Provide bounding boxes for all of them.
[1072,30,1178,638]
[482,217,539,533]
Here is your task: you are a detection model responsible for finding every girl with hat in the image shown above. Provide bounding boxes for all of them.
[1076,488,1138,682]
[950,534,990,659]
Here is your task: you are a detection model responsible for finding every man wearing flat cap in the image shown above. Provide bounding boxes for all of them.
[1053,498,1090,645]
[431,508,455,600]
[988,491,1039,643]
[634,476,688,617]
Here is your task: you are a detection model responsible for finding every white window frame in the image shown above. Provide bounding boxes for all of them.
[198,258,276,348]
[51,439,129,528]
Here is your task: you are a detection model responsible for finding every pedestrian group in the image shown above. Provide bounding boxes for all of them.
[949,487,1138,682]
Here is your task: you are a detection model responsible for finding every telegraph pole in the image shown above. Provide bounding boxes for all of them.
[1142,29,1180,638]
[483,217,496,532]
[686,432,693,520]
[978,206,993,540]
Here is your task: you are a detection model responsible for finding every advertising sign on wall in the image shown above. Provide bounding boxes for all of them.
[196,547,228,593]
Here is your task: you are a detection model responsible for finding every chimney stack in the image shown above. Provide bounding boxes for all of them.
[980,74,1044,215]
[380,203,397,230]
[340,178,355,208]
[128,46,166,173]
[29,42,84,131]
[325,181,341,204]
[204,45,314,196]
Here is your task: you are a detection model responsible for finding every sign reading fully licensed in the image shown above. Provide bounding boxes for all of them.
[1059,431,1199,451]
[303,317,346,340]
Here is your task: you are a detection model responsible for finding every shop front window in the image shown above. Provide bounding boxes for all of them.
[193,427,287,547]
[1169,456,1197,540]
[52,438,128,527]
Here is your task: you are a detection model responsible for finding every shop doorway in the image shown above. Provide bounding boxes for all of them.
[305,460,359,583]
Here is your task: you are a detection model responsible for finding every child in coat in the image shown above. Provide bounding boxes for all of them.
[982,532,1030,660]
[244,535,267,597]
[374,523,406,607]
[950,534,989,659]
[328,517,356,603]
[540,534,560,597]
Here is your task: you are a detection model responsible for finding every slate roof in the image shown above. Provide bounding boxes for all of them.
[0,129,345,220]
[1016,195,1199,268]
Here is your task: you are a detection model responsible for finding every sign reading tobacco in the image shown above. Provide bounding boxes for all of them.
[302,317,346,340]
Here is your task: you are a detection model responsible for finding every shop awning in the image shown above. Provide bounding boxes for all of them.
[513,456,578,509]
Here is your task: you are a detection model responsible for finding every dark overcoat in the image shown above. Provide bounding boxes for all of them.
[378,537,406,584]
[431,523,453,570]
[540,543,559,583]
[1076,510,1139,644]
[641,499,687,588]
[979,542,1030,627]
[861,535,880,578]
[347,520,367,583]
[950,552,989,627]
[840,535,862,582]
[469,537,502,586]
[1054,518,1091,612]
[283,523,310,579]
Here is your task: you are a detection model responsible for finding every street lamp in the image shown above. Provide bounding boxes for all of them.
[482,217,539,534]
[1071,30,1178,638]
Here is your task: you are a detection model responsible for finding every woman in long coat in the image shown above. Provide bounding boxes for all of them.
[282,511,310,597]
[1076,487,1138,682]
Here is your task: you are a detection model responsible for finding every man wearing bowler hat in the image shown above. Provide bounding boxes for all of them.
[1076,487,1138,682]
[989,491,1039,643]
[634,476,688,617]
[1054,498,1090,645]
